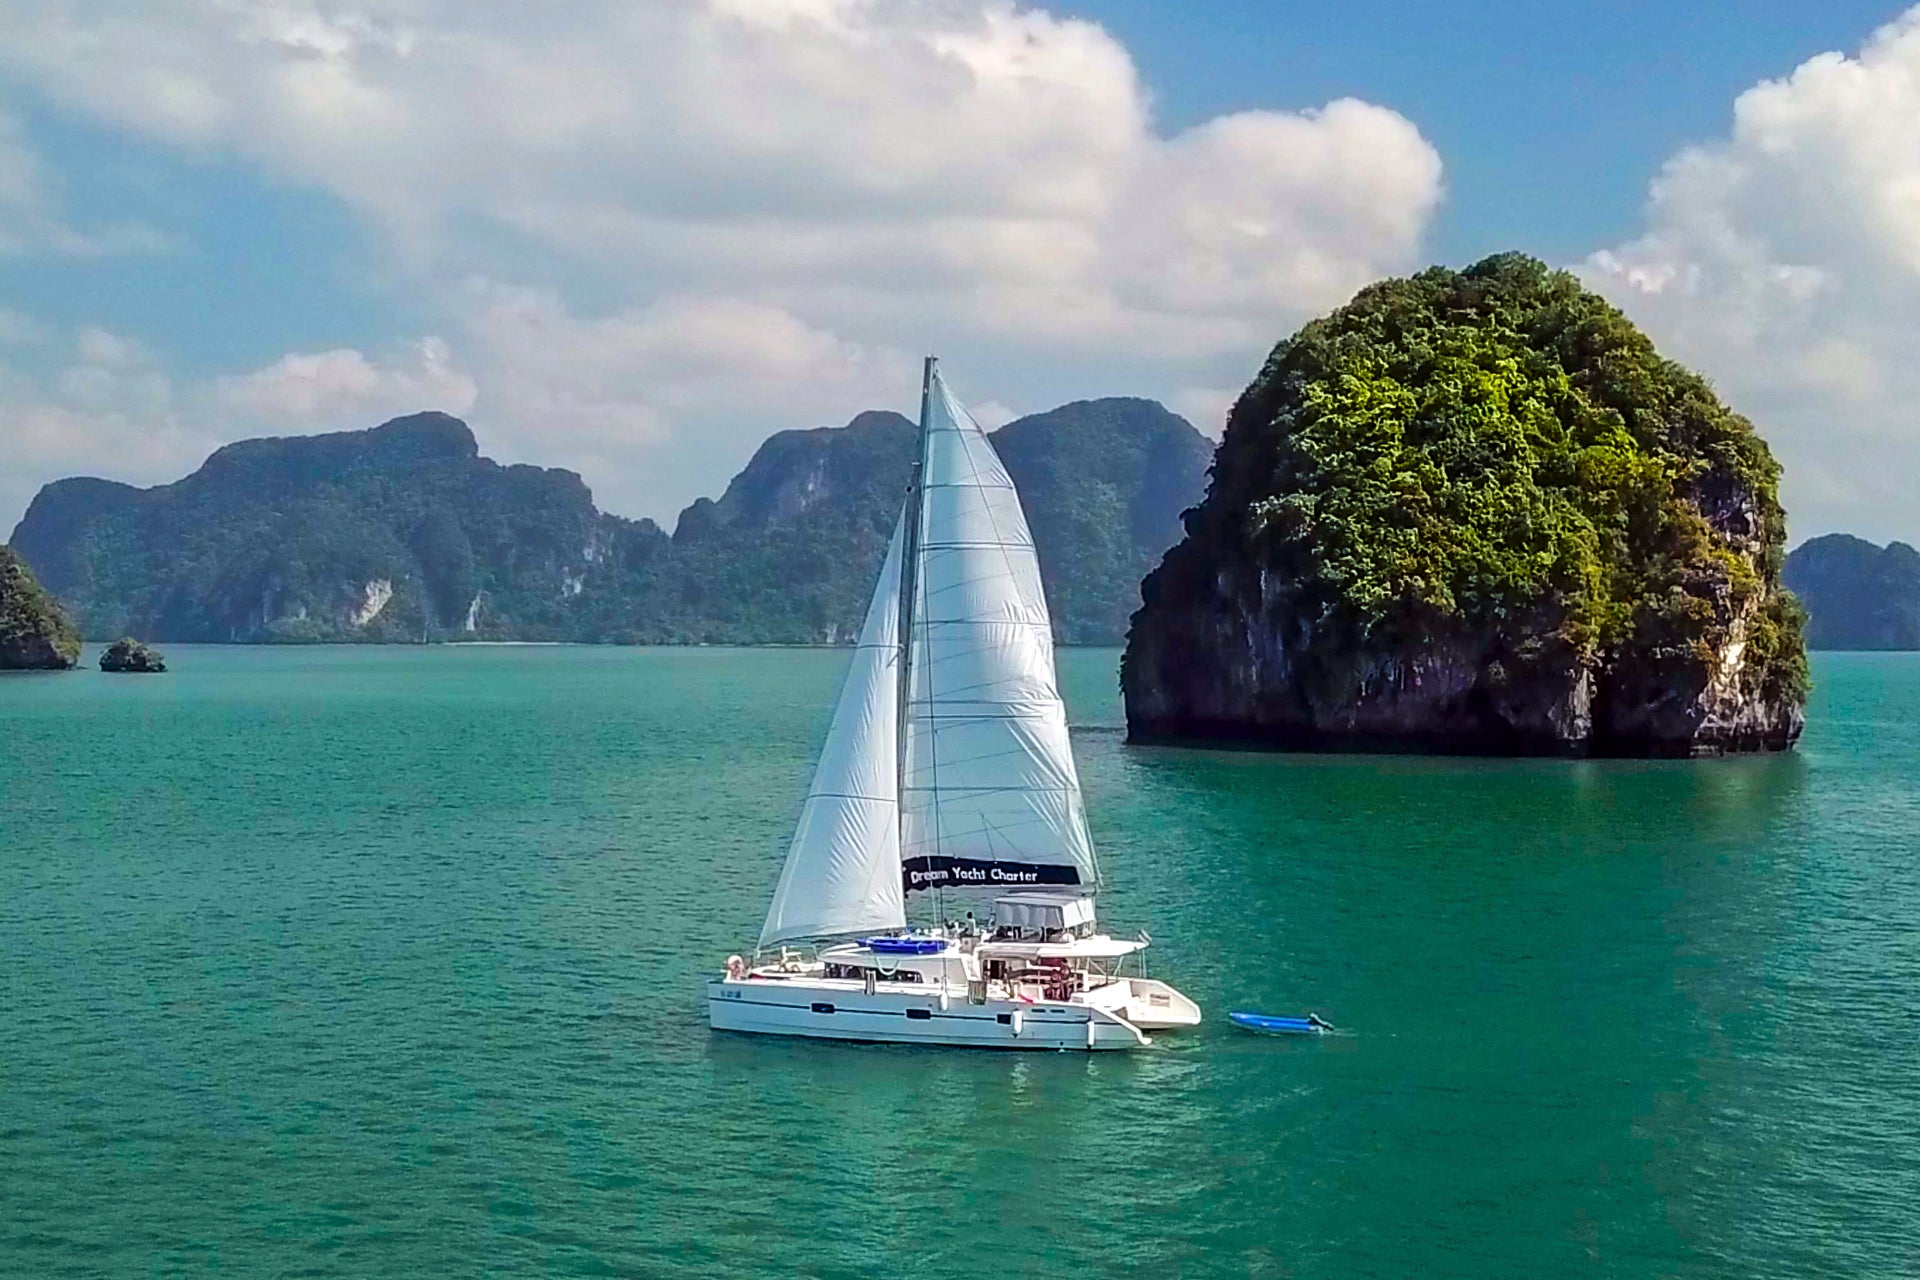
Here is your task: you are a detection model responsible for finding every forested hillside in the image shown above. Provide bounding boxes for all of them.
[12,401,1212,645]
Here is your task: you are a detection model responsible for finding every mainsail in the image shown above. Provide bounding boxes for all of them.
[757,360,1097,947]
[898,367,1100,895]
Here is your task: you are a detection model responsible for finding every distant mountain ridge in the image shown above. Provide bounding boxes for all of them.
[1783,534,1920,650]
[11,400,1212,645]
[14,412,622,644]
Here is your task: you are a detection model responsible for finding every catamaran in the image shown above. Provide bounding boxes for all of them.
[708,359,1200,1051]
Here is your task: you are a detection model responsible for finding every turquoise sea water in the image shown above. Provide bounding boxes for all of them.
[3,646,1917,1278]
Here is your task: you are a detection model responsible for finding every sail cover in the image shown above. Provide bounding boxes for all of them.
[898,368,1100,895]
[758,516,909,947]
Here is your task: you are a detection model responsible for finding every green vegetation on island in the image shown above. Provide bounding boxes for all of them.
[0,544,82,670]
[11,401,1211,647]
[1125,253,1808,756]
[1783,533,1920,650]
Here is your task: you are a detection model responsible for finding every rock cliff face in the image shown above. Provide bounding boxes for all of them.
[674,411,918,543]
[1123,255,1808,757]
[994,398,1215,648]
[0,545,81,669]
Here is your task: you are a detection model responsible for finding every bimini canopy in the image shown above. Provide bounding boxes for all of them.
[994,891,1096,933]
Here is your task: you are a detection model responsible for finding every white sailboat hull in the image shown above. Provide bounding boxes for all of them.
[707,977,1151,1051]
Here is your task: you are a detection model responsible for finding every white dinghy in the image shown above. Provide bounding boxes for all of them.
[707,359,1200,1051]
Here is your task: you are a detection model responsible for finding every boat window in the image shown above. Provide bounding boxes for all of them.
[995,1013,1013,1025]
[905,1008,932,1021]
[824,963,923,983]
[811,1002,835,1014]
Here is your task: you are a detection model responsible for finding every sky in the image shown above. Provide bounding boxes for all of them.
[2,1,1918,546]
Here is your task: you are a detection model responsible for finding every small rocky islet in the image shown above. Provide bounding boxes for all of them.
[99,637,167,673]
[1123,253,1809,757]
[1,544,81,670]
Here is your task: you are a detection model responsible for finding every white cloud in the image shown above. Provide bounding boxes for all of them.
[969,400,1019,430]
[0,109,64,254]
[0,1,1439,346]
[73,328,155,371]
[0,0,1444,522]
[0,307,47,346]
[216,337,477,425]
[1168,386,1237,438]
[1585,7,1920,544]
[456,284,916,518]
[0,328,217,531]
[1105,102,1442,323]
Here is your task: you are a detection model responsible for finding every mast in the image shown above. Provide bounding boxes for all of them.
[896,357,932,857]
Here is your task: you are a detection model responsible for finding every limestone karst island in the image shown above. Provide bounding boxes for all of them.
[0,545,81,670]
[1123,255,1808,757]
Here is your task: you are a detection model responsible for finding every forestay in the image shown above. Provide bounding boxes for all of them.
[898,368,1100,895]
[757,516,909,948]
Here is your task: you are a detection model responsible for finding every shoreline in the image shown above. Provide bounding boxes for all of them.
[70,639,1135,650]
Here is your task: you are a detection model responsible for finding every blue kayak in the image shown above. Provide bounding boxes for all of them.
[1230,1011,1333,1036]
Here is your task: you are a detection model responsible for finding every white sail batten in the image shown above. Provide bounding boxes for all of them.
[899,367,1100,894]
[758,515,909,948]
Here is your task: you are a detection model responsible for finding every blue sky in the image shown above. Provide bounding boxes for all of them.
[2,1,1918,543]
[1068,1,1907,258]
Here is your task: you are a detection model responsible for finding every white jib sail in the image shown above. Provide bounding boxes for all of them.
[758,514,909,948]
[900,366,1101,895]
